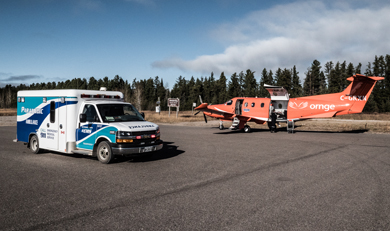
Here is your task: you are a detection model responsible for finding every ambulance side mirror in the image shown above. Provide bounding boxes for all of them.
[80,114,87,123]
[141,112,145,118]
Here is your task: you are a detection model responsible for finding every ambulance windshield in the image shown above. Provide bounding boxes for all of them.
[96,104,144,122]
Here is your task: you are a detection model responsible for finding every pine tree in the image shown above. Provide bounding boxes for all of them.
[259,68,268,97]
[238,71,245,97]
[217,72,228,103]
[227,72,239,99]
[243,69,257,97]
[290,65,302,98]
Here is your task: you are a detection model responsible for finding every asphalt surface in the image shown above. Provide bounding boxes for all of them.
[1,125,390,231]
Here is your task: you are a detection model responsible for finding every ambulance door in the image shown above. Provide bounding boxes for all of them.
[76,104,99,151]
[58,97,67,152]
[45,99,59,150]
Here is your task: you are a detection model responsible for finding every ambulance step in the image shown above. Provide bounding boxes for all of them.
[72,150,93,155]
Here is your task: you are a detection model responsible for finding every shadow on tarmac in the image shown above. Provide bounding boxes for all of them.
[126,141,184,163]
[211,125,369,135]
[40,141,184,164]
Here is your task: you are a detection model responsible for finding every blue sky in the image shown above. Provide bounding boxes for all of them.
[1,0,389,88]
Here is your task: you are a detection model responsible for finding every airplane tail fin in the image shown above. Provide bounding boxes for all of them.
[341,74,384,114]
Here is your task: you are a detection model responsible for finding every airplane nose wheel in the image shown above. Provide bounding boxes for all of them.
[244,125,251,133]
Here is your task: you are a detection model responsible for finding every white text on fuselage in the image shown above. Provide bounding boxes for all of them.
[340,95,366,101]
[310,104,335,111]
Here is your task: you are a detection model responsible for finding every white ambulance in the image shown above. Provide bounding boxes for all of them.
[14,89,163,164]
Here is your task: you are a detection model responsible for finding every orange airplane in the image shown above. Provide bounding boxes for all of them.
[194,74,384,133]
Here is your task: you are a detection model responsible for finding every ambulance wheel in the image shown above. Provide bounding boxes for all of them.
[244,125,251,133]
[219,124,224,130]
[30,135,40,154]
[97,141,114,164]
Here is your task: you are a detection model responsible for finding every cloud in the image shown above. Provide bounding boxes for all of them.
[1,75,42,82]
[73,0,103,13]
[124,0,156,7]
[153,0,390,77]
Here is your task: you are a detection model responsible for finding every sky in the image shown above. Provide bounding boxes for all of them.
[1,0,390,89]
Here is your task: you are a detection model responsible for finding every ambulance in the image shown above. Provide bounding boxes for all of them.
[14,89,163,164]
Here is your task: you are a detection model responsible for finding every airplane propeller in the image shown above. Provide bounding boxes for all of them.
[195,95,207,123]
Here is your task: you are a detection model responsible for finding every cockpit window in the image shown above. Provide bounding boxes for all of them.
[96,104,144,122]
[226,100,232,105]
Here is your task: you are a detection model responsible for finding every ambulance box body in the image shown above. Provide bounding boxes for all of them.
[15,89,162,164]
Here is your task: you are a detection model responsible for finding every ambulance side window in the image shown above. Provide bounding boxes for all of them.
[50,101,55,123]
[82,104,99,122]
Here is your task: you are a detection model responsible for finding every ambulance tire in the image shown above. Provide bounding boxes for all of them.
[97,141,114,164]
[30,135,40,154]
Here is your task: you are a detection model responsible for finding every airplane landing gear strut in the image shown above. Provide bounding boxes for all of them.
[219,120,224,130]
[287,121,295,133]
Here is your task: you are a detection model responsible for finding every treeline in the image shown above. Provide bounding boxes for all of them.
[1,55,389,112]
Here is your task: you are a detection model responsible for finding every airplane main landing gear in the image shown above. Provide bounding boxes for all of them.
[287,121,295,133]
[243,125,251,133]
[219,121,224,130]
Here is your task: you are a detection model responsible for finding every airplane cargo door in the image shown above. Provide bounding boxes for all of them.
[235,99,244,115]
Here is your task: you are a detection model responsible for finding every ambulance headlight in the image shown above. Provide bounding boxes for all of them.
[117,131,132,136]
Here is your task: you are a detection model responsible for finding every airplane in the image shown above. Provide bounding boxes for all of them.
[194,74,384,133]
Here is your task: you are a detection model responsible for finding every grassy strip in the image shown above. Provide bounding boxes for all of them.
[2,109,390,133]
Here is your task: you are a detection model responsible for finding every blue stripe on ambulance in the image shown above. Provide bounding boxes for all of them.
[17,97,77,143]
[76,126,117,150]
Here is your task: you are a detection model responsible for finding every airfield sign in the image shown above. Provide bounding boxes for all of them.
[168,98,180,118]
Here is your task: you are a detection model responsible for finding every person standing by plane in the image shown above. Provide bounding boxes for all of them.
[270,109,277,133]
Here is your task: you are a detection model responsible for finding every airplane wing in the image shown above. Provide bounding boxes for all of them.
[195,103,267,124]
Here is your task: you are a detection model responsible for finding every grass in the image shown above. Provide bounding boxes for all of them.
[143,110,218,124]
[0,108,17,116]
[2,108,390,133]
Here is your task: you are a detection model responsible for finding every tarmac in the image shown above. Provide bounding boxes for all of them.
[1,124,390,230]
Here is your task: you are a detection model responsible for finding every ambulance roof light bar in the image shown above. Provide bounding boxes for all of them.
[80,93,122,99]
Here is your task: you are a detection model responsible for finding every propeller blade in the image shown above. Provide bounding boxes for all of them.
[203,113,207,123]
[194,111,201,116]
[199,95,203,104]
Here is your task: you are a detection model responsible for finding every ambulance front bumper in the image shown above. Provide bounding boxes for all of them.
[111,140,163,156]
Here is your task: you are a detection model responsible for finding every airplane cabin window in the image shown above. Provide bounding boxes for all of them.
[251,102,255,107]
[244,102,248,107]
[261,103,264,108]
[226,100,232,105]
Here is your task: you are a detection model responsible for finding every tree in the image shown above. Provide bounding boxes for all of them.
[217,72,228,103]
[290,65,302,98]
[243,69,257,97]
[227,72,240,99]
[258,68,268,97]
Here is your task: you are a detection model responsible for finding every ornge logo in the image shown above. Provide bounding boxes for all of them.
[310,104,335,111]
[289,101,308,109]
[290,101,335,111]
